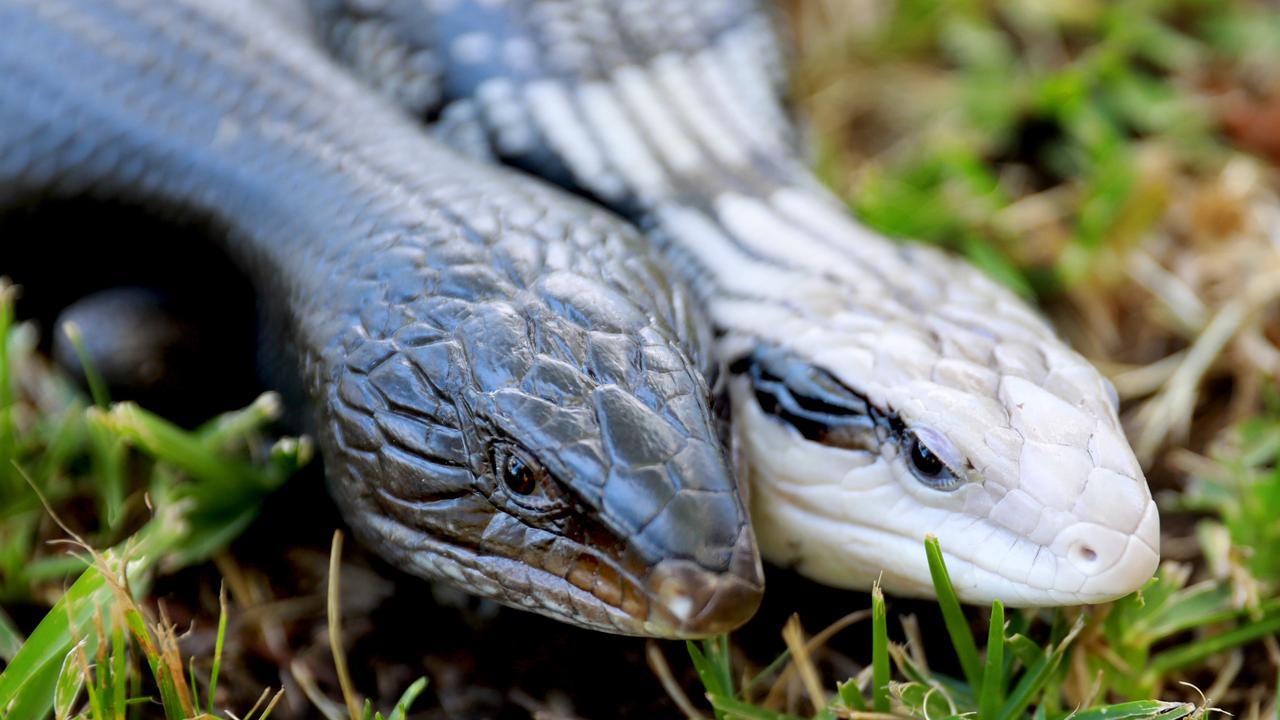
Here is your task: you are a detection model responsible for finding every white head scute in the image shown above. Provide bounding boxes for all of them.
[737,243,1160,607]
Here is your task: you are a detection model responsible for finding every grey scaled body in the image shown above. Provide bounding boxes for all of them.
[0,0,763,636]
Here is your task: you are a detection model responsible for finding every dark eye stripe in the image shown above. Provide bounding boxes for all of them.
[734,348,968,491]
[739,347,880,450]
[751,377,832,442]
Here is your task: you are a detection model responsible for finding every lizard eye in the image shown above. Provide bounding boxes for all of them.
[904,429,961,491]
[909,437,944,477]
[502,452,538,495]
[491,443,570,516]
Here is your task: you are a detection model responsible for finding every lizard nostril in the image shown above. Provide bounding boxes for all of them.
[1072,543,1099,566]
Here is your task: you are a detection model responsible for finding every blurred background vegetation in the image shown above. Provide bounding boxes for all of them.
[2,0,1280,718]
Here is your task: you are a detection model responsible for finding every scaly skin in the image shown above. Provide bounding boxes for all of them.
[0,0,764,636]
[310,0,1160,606]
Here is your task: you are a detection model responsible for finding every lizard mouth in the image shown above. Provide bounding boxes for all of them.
[642,528,764,637]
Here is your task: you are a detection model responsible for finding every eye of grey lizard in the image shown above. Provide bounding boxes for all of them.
[491,442,571,518]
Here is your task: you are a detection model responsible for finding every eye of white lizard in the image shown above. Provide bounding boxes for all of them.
[902,427,963,491]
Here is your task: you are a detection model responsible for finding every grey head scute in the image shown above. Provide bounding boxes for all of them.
[316,178,762,637]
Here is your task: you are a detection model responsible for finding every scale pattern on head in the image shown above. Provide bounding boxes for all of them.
[723,235,1159,606]
[311,169,763,635]
[306,0,1159,605]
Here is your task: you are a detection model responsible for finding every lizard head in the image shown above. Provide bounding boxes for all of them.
[321,189,762,636]
[731,236,1159,607]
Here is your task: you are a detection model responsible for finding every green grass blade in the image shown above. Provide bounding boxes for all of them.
[0,606,24,662]
[743,648,792,697]
[979,601,1005,720]
[686,640,719,692]
[0,564,108,714]
[82,643,106,720]
[925,536,983,689]
[687,640,728,720]
[837,679,867,712]
[999,654,1055,720]
[706,693,808,720]
[1148,604,1280,675]
[129,654,143,717]
[1129,582,1244,643]
[0,511,178,718]
[195,392,282,450]
[998,615,1084,720]
[208,584,229,714]
[52,639,86,720]
[155,665,186,719]
[23,556,93,584]
[389,677,428,720]
[0,282,18,498]
[110,611,126,720]
[59,322,110,409]
[94,403,268,494]
[706,635,733,701]
[893,645,976,707]
[32,404,89,503]
[2,656,62,720]
[871,585,891,713]
[1007,633,1042,667]
[165,505,260,576]
[189,656,201,713]
[86,421,127,533]
[0,386,299,718]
